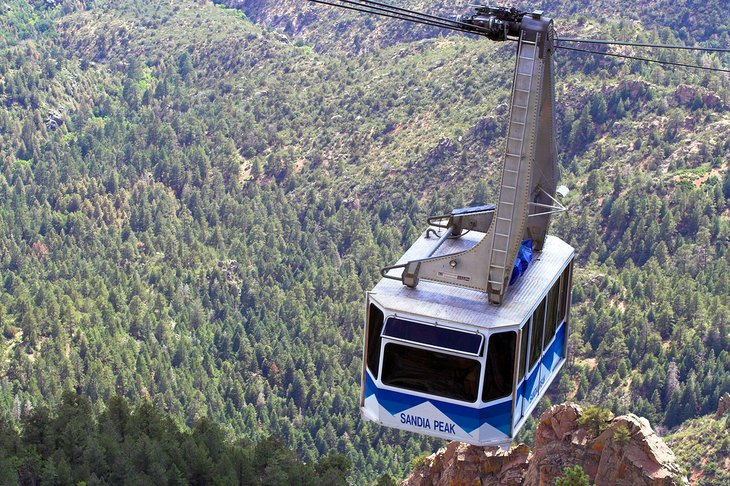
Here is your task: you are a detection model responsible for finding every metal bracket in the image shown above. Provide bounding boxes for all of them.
[527,186,566,217]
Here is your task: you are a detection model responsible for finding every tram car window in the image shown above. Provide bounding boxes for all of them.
[559,264,572,323]
[544,279,560,351]
[381,343,481,402]
[529,299,546,370]
[482,331,517,402]
[518,327,529,382]
[366,304,384,379]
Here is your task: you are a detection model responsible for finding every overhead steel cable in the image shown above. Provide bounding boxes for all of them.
[306,0,486,36]
[307,1,730,73]
[558,37,730,53]
[355,0,489,33]
[558,44,730,73]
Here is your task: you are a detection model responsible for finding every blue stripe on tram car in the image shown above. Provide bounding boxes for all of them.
[543,321,566,374]
[552,322,566,362]
[525,364,540,403]
[365,373,512,436]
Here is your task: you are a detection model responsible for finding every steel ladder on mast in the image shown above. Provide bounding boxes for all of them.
[486,31,538,301]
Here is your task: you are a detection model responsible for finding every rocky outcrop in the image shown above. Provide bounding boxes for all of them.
[526,403,685,486]
[422,139,458,169]
[45,109,65,130]
[620,80,652,101]
[672,85,725,110]
[716,392,730,419]
[401,403,687,486]
[402,442,530,486]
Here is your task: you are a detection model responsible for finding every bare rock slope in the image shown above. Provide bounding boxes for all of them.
[402,403,687,486]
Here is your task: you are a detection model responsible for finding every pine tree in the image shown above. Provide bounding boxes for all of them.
[555,465,591,486]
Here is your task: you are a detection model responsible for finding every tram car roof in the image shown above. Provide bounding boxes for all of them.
[372,231,574,329]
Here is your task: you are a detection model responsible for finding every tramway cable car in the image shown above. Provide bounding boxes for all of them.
[358,6,575,448]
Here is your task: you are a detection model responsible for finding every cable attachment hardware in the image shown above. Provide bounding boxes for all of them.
[455,5,534,41]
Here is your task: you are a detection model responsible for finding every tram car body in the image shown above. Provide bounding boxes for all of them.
[360,229,574,448]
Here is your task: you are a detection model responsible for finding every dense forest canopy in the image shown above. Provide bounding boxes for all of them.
[0,392,353,485]
[0,0,728,483]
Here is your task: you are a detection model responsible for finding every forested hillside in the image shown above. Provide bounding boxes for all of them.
[0,391,352,485]
[0,0,729,483]
[216,0,730,51]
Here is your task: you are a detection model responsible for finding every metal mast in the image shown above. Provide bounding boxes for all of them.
[383,8,562,304]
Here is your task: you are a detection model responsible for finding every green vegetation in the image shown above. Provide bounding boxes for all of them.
[556,465,592,486]
[0,391,350,485]
[0,0,728,483]
[665,412,730,485]
[612,424,631,446]
[578,406,614,436]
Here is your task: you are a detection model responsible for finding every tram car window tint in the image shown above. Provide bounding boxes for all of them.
[366,304,385,378]
[381,343,481,402]
[482,331,517,402]
[559,264,571,323]
[529,299,546,370]
[518,326,529,381]
[544,281,560,351]
[382,318,483,355]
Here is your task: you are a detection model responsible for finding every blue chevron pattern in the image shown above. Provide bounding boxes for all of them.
[365,373,512,435]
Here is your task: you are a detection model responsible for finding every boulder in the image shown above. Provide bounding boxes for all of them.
[591,414,684,486]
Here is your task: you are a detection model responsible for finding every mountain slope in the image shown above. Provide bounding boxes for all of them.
[214,0,730,52]
[664,395,730,485]
[0,0,728,484]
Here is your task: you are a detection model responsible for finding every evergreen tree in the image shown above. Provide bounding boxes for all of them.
[556,465,591,486]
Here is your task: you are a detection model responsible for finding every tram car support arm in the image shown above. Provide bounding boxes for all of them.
[381,9,560,305]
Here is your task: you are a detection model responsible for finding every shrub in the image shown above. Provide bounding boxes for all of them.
[578,406,614,436]
[556,464,592,486]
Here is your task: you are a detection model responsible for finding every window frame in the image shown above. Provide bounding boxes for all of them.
[481,330,517,403]
[365,303,386,379]
[559,263,572,325]
[381,317,484,358]
[543,278,561,352]
[518,321,529,383]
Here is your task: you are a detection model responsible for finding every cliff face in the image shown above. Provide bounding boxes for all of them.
[402,403,688,486]
[402,442,531,486]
